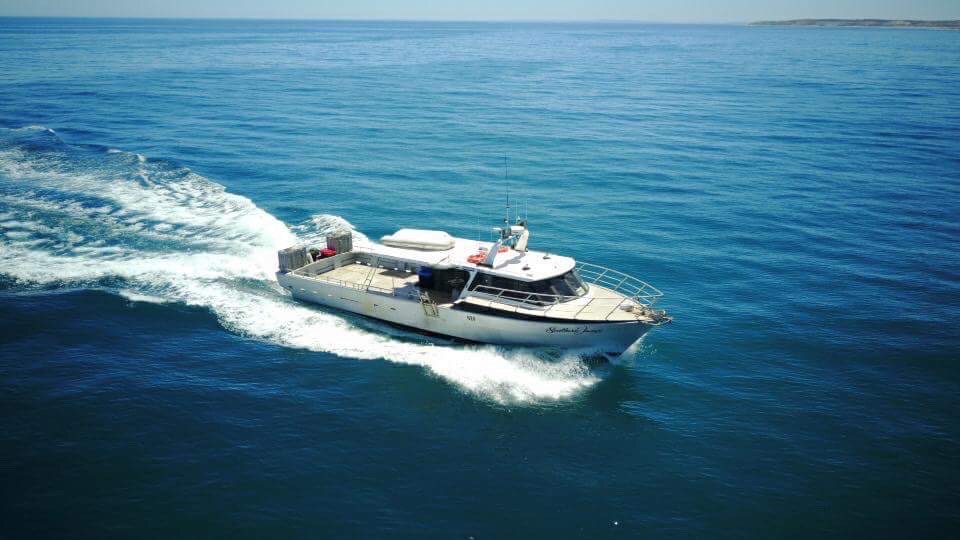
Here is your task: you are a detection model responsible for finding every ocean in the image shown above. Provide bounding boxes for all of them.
[1,18,958,538]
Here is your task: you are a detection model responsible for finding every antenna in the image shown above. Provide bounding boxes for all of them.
[515,189,520,222]
[503,155,509,225]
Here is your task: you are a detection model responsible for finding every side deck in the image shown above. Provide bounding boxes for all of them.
[320,262,421,298]
[289,252,456,304]
[285,249,666,324]
[461,285,656,322]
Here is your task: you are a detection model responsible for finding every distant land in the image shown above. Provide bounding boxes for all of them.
[751,19,960,29]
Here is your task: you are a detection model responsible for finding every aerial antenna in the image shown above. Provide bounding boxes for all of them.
[503,155,510,225]
[515,189,521,222]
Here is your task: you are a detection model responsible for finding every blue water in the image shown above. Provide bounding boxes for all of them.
[1,18,959,537]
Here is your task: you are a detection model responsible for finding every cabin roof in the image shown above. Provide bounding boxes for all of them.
[354,234,576,281]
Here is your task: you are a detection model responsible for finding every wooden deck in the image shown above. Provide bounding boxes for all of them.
[306,263,453,304]
[314,263,420,297]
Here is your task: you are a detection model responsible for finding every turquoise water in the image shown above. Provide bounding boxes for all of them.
[1,18,959,537]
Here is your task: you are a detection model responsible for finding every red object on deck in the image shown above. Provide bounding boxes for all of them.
[467,253,486,264]
[320,248,336,258]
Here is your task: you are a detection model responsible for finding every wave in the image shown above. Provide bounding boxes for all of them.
[0,125,600,404]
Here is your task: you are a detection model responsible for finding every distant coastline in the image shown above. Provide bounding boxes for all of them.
[751,19,960,29]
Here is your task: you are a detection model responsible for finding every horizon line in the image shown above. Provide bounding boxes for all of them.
[0,15,761,25]
[2,15,956,25]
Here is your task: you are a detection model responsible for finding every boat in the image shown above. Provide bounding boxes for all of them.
[276,217,670,355]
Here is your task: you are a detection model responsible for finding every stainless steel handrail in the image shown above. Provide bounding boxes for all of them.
[470,286,561,306]
[467,264,662,307]
[291,249,666,321]
[462,261,665,322]
[306,274,396,296]
[574,261,663,306]
[467,284,650,321]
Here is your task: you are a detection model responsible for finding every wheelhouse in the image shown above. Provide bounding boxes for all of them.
[467,269,589,303]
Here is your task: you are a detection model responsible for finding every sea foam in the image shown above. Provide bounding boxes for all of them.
[0,126,599,404]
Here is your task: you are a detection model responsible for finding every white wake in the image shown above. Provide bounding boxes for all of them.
[0,126,599,404]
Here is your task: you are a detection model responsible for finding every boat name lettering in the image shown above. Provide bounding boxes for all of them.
[546,326,602,335]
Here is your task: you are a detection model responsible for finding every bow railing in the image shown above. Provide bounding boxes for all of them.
[574,261,663,307]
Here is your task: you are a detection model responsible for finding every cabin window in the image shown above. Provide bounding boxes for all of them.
[554,270,588,296]
[469,270,588,300]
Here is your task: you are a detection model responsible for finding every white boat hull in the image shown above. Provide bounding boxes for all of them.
[278,272,654,354]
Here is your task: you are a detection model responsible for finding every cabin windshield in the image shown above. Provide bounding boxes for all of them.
[468,270,588,300]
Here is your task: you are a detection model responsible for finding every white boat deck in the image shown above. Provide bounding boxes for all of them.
[305,262,653,322]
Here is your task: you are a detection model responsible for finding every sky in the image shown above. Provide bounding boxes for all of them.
[1,0,958,22]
